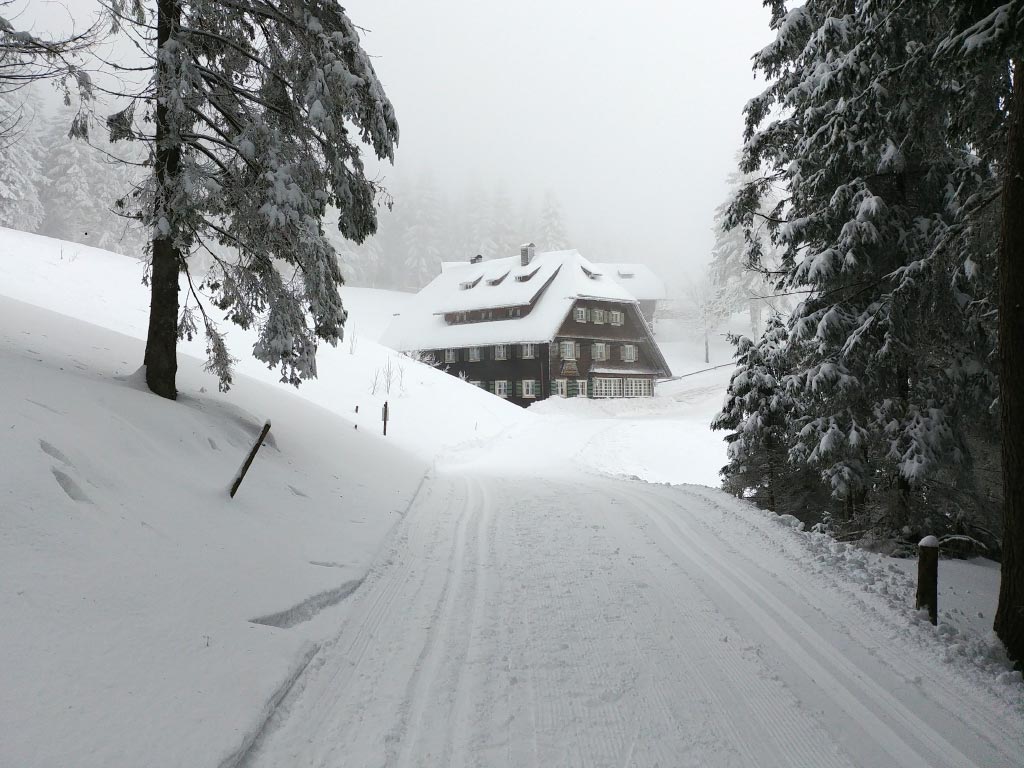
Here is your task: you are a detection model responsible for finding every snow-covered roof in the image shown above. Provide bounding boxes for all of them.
[381,249,640,350]
[594,262,667,301]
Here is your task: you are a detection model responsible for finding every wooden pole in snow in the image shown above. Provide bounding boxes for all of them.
[916,535,939,625]
[229,421,271,499]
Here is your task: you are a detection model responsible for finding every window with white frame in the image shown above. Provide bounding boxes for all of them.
[444,348,457,363]
[468,346,481,362]
[591,342,609,361]
[576,379,589,397]
[593,308,606,324]
[621,344,637,363]
[495,380,509,398]
[469,380,483,389]
[521,343,536,359]
[554,378,568,397]
[574,307,587,323]
[593,377,624,398]
[610,310,624,326]
[523,379,538,398]
[560,340,576,360]
[494,344,508,360]
[624,378,653,397]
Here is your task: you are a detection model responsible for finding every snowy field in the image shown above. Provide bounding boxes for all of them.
[1,227,1021,767]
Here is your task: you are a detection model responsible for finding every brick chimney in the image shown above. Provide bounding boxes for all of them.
[520,242,536,267]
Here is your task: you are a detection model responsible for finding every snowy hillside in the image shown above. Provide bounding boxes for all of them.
[2,228,1020,768]
[0,227,527,462]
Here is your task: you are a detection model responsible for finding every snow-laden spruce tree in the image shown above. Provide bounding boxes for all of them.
[1,1,97,138]
[935,0,1024,668]
[538,189,569,251]
[105,0,398,399]
[401,172,444,290]
[733,1,998,534]
[0,88,44,230]
[38,108,123,248]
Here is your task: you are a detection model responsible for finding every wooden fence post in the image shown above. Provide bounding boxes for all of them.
[229,421,271,498]
[916,535,939,625]
[382,400,389,436]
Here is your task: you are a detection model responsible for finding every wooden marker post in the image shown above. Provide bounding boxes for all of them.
[382,401,389,436]
[916,535,939,625]
[230,421,271,498]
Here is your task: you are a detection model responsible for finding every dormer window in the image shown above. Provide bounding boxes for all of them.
[487,271,510,286]
[459,276,482,290]
[515,267,540,282]
[617,270,635,279]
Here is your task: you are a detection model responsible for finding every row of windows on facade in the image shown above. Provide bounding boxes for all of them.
[573,307,625,326]
[444,342,639,364]
[451,307,524,323]
[449,306,625,326]
[469,377,654,398]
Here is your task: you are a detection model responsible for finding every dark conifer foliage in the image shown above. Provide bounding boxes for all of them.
[717,0,1023,663]
[105,0,399,397]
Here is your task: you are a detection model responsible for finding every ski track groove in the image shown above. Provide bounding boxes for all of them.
[619,480,991,768]
[597,490,842,768]
[675,483,1024,761]
[390,475,477,767]
[240,470,1023,768]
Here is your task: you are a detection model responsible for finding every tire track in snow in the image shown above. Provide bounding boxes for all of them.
[620,481,987,768]
[595,488,850,768]
[241,475,460,767]
[674,483,1024,762]
[388,475,478,766]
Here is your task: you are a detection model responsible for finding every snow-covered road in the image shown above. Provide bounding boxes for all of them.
[240,471,1022,768]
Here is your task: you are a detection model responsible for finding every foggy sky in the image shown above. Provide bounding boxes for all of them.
[20,0,773,290]
[344,0,773,289]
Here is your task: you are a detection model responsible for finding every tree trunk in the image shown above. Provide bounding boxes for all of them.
[144,0,182,400]
[704,327,710,365]
[995,62,1024,666]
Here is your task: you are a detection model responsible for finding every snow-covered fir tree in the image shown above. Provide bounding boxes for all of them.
[401,172,444,290]
[726,1,1000,537]
[934,0,1024,669]
[709,169,782,337]
[105,0,399,398]
[38,108,120,249]
[538,189,569,251]
[0,88,43,230]
[490,183,517,258]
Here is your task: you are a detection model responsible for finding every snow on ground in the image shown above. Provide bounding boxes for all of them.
[0,227,527,462]
[0,296,426,767]
[240,465,1024,768]
[2,227,1021,767]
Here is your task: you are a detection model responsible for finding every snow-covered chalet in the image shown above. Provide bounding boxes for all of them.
[594,262,667,325]
[381,244,671,406]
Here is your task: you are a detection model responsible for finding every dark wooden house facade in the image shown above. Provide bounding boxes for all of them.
[381,246,671,407]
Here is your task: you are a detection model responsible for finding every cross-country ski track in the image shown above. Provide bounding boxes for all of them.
[235,467,1022,768]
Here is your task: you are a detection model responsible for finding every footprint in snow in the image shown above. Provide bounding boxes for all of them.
[39,439,71,465]
[51,468,90,503]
